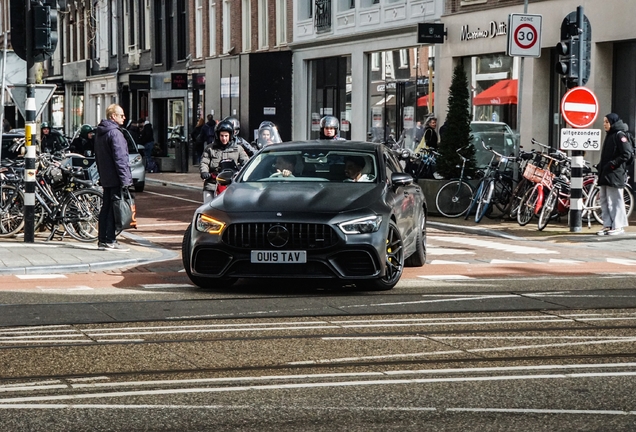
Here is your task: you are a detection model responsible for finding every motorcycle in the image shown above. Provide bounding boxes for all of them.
[213,159,240,196]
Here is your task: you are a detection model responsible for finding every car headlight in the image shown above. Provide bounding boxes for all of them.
[129,154,142,166]
[338,215,382,234]
[195,214,226,234]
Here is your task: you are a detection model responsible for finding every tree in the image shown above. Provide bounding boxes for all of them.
[437,64,477,179]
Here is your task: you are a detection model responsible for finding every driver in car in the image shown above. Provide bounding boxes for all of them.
[200,120,249,203]
[271,155,297,178]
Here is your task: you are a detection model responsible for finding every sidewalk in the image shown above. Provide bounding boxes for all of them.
[0,170,633,275]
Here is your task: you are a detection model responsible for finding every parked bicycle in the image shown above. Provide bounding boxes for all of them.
[435,146,474,218]
[465,141,516,223]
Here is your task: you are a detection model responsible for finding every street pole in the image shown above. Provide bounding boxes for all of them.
[569,5,585,233]
[24,0,36,243]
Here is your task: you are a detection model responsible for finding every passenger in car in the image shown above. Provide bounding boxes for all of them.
[344,156,372,182]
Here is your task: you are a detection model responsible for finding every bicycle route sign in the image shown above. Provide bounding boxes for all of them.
[559,128,602,151]
[560,86,599,128]
[507,14,542,58]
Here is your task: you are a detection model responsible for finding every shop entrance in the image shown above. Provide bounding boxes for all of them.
[372,80,419,150]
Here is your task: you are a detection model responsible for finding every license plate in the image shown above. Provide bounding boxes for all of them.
[250,250,307,264]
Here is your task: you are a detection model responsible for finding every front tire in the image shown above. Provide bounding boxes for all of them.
[537,188,557,231]
[517,186,539,226]
[357,220,404,291]
[475,180,494,223]
[134,181,145,193]
[436,180,473,218]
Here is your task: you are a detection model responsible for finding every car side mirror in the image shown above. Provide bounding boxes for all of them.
[391,172,413,187]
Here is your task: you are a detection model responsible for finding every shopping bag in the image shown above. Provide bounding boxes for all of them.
[113,187,137,231]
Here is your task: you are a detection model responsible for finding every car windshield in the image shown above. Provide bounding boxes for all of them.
[240,147,378,183]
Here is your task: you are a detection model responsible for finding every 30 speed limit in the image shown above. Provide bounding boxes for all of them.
[507,14,543,58]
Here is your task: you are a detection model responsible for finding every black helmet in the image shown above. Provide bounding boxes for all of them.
[215,120,235,142]
[223,116,240,137]
[41,121,50,129]
[79,124,94,139]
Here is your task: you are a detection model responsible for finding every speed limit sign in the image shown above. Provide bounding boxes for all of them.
[507,14,543,58]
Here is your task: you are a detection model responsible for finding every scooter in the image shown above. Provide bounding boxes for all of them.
[213,159,240,196]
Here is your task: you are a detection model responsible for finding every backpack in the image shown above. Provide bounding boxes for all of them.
[618,131,636,165]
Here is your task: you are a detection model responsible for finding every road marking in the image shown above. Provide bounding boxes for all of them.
[137,235,186,240]
[427,247,474,256]
[428,260,471,265]
[428,236,559,255]
[418,275,473,280]
[140,283,195,289]
[3,371,636,404]
[607,258,636,265]
[548,259,582,264]
[490,259,525,264]
[137,222,190,227]
[144,191,201,204]
[15,274,67,280]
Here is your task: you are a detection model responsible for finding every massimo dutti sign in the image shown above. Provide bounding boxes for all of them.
[460,21,507,41]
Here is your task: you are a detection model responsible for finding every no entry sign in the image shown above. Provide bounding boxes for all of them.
[560,86,599,128]
[507,14,543,57]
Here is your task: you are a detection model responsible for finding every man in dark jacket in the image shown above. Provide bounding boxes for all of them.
[95,104,133,251]
[199,114,217,146]
[597,113,633,236]
[40,122,68,154]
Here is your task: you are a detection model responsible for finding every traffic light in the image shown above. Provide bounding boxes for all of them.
[555,37,580,81]
[31,1,59,62]
[9,0,27,61]
[555,7,591,89]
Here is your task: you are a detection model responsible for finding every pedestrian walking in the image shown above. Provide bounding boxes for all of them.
[415,114,438,152]
[597,113,633,236]
[94,104,133,251]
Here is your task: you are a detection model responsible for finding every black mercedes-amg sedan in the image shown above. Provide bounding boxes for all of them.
[182,140,427,291]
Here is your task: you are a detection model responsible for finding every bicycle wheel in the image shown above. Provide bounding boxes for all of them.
[538,187,558,231]
[464,180,484,220]
[61,189,103,242]
[475,180,494,223]
[507,178,531,219]
[0,184,25,237]
[591,187,634,225]
[517,186,539,226]
[492,175,514,216]
[435,180,474,218]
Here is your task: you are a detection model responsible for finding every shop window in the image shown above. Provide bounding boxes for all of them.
[307,56,351,140]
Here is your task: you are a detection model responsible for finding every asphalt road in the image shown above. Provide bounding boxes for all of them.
[1,182,635,431]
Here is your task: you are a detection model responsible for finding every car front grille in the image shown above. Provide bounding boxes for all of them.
[222,223,339,250]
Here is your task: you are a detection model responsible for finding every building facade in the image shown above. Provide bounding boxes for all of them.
[291,0,445,147]
[437,0,636,163]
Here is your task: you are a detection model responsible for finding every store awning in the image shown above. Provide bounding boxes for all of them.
[473,79,518,106]
[417,92,434,107]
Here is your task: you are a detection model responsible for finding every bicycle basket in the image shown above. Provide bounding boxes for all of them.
[523,164,554,186]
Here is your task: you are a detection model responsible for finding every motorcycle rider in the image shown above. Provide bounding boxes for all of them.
[223,116,258,157]
[319,116,345,140]
[70,124,96,156]
[200,120,249,203]
[40,121,68,154]
[253,121,282,149]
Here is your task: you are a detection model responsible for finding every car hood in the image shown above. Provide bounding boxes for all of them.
[210,182,384,213]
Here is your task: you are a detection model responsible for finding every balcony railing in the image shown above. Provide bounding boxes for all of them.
[315,0,332,33]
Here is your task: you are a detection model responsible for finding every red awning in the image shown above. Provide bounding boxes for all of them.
[473,79,518,106]
[417,93,434,107]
